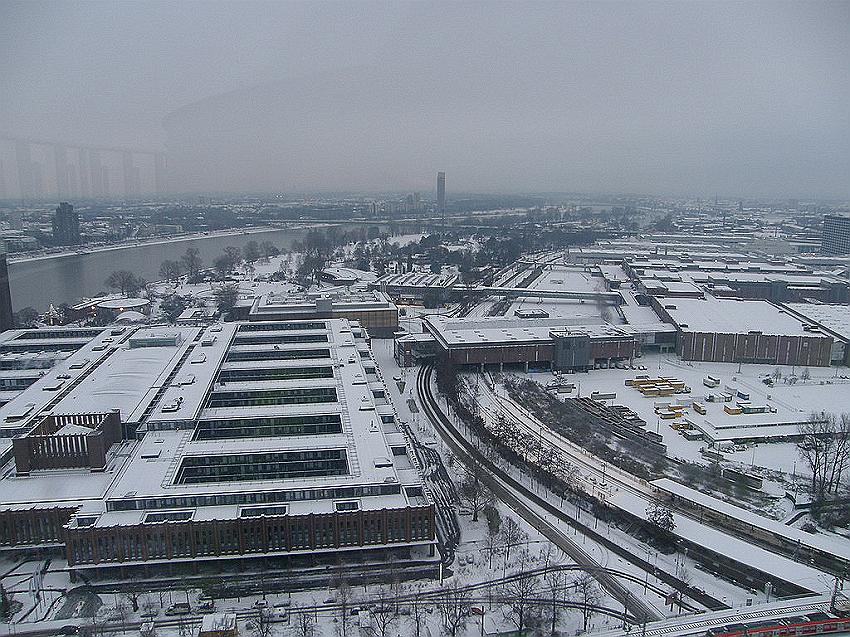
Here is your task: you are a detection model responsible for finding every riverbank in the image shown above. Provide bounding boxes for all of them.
[5,224,313,264]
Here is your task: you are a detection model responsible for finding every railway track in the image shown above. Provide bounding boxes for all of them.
[592,597,831,637]
[481,374,846,586]
[423,367,729,613]
[399,421,461,566]
[417,364,666,624]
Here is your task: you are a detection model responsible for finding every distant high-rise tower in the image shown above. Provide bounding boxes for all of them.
[0,252,13,332]
[436,171,446,214]
[822,215,850,256]
[52,202,81,246]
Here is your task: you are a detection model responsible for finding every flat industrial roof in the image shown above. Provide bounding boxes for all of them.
[251,289,395,315]
[424,315,668,348]
[784,303,850,342]
[662,298,816,336]
[47,327,200,423]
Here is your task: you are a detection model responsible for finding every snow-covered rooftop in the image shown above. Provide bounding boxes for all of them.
[662,298,815,336]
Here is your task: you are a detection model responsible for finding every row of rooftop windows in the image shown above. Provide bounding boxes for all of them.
[237,322,326,332]
[217,366,334,383]
[175,449,349,484]
[193,414,343,440]
[206,387,337,409]
[232,334,329,346]
[13,329,103,340]
[224,348,331,362]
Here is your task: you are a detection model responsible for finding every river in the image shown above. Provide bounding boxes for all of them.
[8,228,309,311]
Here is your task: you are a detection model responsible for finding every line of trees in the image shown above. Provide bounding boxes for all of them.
[798,412,850,500]
[157,241,282,287]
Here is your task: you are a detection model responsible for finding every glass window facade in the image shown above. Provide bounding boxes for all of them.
[225,348,330,362]
[217,366,333,383]
[175,449,349,484]
[237,322,326,332]
[206,387,337,408]
[194,414,343,440]
[232,334,328,346]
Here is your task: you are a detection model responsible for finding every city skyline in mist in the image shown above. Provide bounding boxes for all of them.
[1,0,849,199]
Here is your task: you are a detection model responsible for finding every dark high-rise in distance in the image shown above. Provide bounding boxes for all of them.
[436,171,446,215]
[0,253,13,332]
[821,215,850,256]
[52,202,81,246]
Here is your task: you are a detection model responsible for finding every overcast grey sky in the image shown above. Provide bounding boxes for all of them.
[1,0,848,198]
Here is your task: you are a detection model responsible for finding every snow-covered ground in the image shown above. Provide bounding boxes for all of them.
[514,351,847,480]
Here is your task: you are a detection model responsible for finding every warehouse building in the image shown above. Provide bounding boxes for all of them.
[781,302,850,365]
[652,297,833,366]
[422,316,644,371]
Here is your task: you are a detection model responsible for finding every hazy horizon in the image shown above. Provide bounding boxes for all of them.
[2,0,848,199]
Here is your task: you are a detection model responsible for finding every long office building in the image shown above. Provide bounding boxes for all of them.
[0,320,435,580]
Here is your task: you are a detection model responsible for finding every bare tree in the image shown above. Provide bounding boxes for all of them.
[675,565,693,613]
[105,270,141,296]
[574,572,601,632]
[177,616,191,637]
[251,606,273,637]
[459,456,492,522]
[830,414,850,493]
[438,580,470,637]
[223,245,242,267]
[159,260,181,284]
[333,572,353,637]
[498,550,541,635]
[500,517,527,568]
[111,600,130,634]
[243,240,260,263]
[259,241,279,259]
[86,613,105,637]
[540,545,570,637]
[180,247,203,280]
[483,528,502,569]
[407,583,427,637]
[364,586,398,637]
[213,254,235,277]
[797,413,850,498]
[293,607,316,637]
[123,591,140,613]
[214,283,240,317]
[140,594,156,618]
